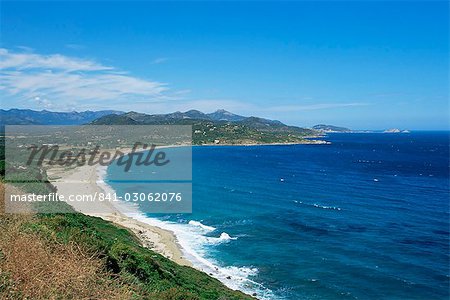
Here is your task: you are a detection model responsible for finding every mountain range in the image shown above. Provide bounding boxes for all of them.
[0,108,286,127]
[1,108,322,145]
[91,109,285,126]
[0,109,123,125]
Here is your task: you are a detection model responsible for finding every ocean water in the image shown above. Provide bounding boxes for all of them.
[106,132,450,299]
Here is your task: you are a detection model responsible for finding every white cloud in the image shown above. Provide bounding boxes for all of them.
[33,96,53,109]
[0,48,171,110]
[65,44,86,50]
[151,57,169,64]
[0,48,110,71]
[0,48,370,119]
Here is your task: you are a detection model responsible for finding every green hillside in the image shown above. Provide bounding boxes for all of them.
[91,111,321,145]
[0,180,254,300]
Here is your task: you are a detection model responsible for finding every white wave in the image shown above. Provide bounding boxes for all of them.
[313,203,341,211]
[219,232,237,241]
[97,167,277,299]
[188,220,216,231]
[205,232,238,245]
[127,213,275,299]
[293,199,341,211]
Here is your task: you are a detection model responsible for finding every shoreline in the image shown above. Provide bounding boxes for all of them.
[198,140,330,146]
[94,159,273,298]
[197,138,330,146]
[46,143,281,298]
[46,163,192,267]
[45,142,331,298]
[47,159,272,298]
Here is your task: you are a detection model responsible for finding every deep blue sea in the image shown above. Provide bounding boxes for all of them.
[107,132,450,299]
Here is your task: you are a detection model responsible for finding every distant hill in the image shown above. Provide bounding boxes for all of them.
[312,124,351,133]
[0,109,123,125]
[207,109,246,122]
[91,110,321,145]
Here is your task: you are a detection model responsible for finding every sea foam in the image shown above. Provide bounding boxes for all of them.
[127,213,275,299]
[188,220,216,231]
[97,166,274,299]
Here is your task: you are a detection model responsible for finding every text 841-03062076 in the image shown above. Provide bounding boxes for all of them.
[122,192,183,202]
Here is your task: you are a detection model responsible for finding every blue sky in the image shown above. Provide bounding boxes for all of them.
[1,1,448,130]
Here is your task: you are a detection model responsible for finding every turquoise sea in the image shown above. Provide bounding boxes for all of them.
[106,132,450,299]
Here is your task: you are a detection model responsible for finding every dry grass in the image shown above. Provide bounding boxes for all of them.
[0,182,253,300]
[0,183,133,300]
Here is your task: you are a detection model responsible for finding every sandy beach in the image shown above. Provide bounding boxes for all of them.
[44,142,320,270]
[46,163,192,267]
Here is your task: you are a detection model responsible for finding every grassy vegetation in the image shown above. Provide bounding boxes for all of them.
[0,181,254,299]
[0,131,253,299]
[190,120,312,145]
[0,209,135,299]
[35,213,253,299]
[0,118,269,299]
